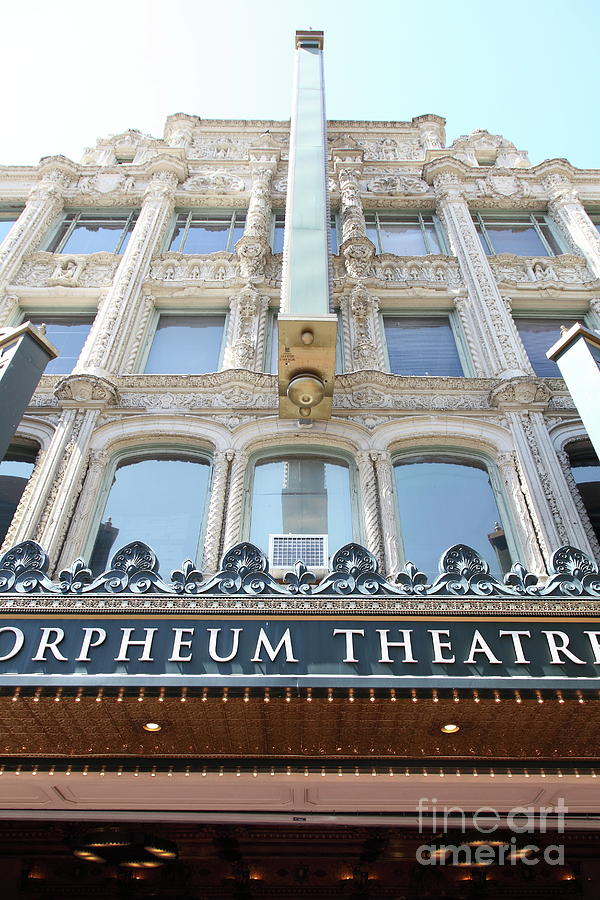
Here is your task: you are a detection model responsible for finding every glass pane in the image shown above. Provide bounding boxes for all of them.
[47,218,74,253]
[269,318,278,373]
[272,221,285,254]
[423,222,442,254]
[568,442,600,545]
[484,223,549,256]
[183,221,230,254]
[0,447,37,545]
[230,214,246,249]
[144,315,225,374]
[118,217,136,254]
[30,317,93,375]
[61,218,129,254]
[330,216,338,253]
[379,221,427,256]
[394,459,510,579]
[384,317,463,376]
[537,222,562,255]
[0,216,18,243]
[168,215,188,252]
[250,458,353,556]
[516,317,579,376]
[89,456,210,577]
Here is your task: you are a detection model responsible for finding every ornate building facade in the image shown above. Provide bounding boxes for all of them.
[2,107,600,898]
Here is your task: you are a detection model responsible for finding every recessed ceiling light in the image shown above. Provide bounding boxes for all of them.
[441,723,460,734]
[143,722,162,732]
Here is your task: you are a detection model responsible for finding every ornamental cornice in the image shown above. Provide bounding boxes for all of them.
[489,377,553,410]
[54,373,119,408]
[423,155,472,186]
[37,155,80,182]
[146,151,188,183]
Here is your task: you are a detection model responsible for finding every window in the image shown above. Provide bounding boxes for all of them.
[515,317,580,377]
[365,212,445,256]
[89,454,211,576]
[29,316,93,375]
[249,456,354,556]
[0,209,22,243]
[271,213,338,254]
[588,212,600,237]
[566,441,600,546]
[0,443,38,545]
[144,314,226,374]
[394,455,512,579]
[383,316,464,376]
[47,212,138,254]
[473,213,563,256]
[168,211,246,254]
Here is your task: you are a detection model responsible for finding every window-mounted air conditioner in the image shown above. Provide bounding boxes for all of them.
[268,534,329,577]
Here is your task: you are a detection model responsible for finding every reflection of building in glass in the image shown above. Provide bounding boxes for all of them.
[281,458,328,535]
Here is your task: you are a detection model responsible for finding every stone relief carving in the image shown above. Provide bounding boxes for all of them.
[365,175,428,194]
[54,374,119,407]
[182,170,246,192]
[489,378,553,410]
[77,173,136,195]
[371,255,461,285]
[359,137,423,161]
[188,137,252,160]
[148,252,239,283]
[489,254,594,285]
[13,251,120,288]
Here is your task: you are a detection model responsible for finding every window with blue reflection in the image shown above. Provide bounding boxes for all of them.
[48,212,137,254]
[473,213,562,257]
[0,444,38,545]
[394,457,511,579]
[515,317,579,377]
[168,211,246,254]
[30,317,93,375]
[89,455,210,576]
[365,213,444,256]
[144,314,225,374]
[384,316,463,376]
[567,441,600,545]
[0,210,21,243]
[250,457,353,555]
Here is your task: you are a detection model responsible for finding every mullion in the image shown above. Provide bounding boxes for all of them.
[532,215,555,256]
[56,214,80,253]
[113,211,135,255]
[226,212,236,252]
[419,212,434,255]
[477,214,494,254]
[180,211,193,253]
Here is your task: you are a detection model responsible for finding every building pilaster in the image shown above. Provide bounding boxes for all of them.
[339,283,386,372]
[77,153,187,376]
[495,451,546,574]
[372,450,401,576]
[0,156,78,291]
[202,450,234,574]
[222,285,269,372]
[356,451,383,568]
[426,160,531,378]
[56,447,109,571]
[541,165,600,279]
[222,451,249,553]
[235,141,280,281]
[332,150,376,280]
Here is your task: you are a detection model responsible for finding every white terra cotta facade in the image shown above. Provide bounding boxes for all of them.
[1,113,600,580]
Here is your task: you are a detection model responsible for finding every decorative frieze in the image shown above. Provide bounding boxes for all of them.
[148,251,239,284]
[489,253,596,286]
[371,254,461,286]
[13,251,121,288]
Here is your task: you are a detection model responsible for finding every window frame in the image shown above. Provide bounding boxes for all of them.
[0,207,24,244]
[472,211,565,257]
[46,210,138,255]
[379,308,473,377]
[138,307,228,375]
[82,445,214,571]
[22,312,95,376]
[242,447,363,553]
[513,310,588,378]
[364,211,447,256]
[166,209,246,254]
[391,447,521,575]
[0,440,40,547]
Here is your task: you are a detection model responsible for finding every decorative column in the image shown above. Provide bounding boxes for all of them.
[425,159,531,379]
[222,284,269,371]
[452,290,486,376]
[34,375,119,568]
[490,379,595,561]
[202,450,234,573]
[339,283,386,372]
[56,447,109,571]
[557,449,600,563]
[235,140,280,281]
[332,149,375,280]
[413,114,446,152]
[122,291,156,373]
[164,113,200,149]
[77,152,187,376]
[372,451,401,576]
[541,163,600,279]
[495,451,546,574]
[0,156,78,291]
[222,451,249,553]
[356,451,383,568]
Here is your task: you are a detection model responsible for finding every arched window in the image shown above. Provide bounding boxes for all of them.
[249,456,354,561]
[566,440,600,545]
[393,454,511,579]
[89,453,211,576]
[0,442,38,545]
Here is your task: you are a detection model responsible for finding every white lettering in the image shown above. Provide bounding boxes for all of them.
[428,630,455,664]
[207,628,241,663]
[584,631,600,664]
[76,628,107,662]
[116,627,157,662]
[251,628,298,663]
[333,629,364,663]
[168,628,195,663]
[464,630,501,665]
[499,630,531,664]
[377,629,416,664]
[33,628,67,662]
[541,630,586,665]
[0,627,24,661]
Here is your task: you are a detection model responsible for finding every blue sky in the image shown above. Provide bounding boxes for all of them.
[3,0,598,167]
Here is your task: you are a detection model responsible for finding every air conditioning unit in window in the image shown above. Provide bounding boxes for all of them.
[268,534,329,578]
